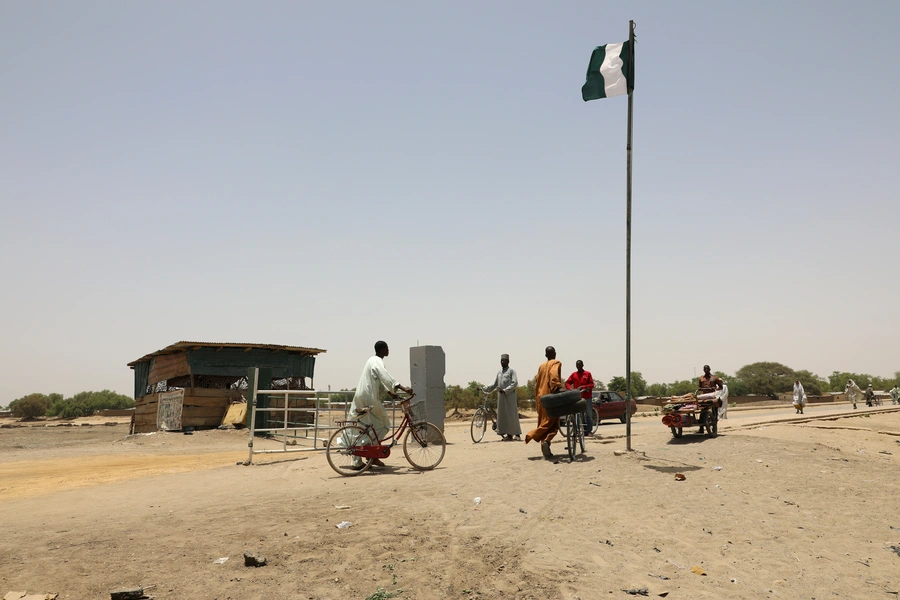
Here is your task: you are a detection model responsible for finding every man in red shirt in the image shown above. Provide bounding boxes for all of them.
[565,360,595,436]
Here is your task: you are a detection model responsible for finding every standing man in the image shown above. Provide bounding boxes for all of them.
[483,354,521,441]
[697,365,724,433]
[792,379,807,414]
[565,360,595,436]
[347,340,412,469]
[890,384,900,405]
[698,365,724,395]
[525,346,563,459]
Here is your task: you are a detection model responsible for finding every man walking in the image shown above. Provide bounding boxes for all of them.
[483,354,521,441]
[525,346,563,459]
[792,379,806,414]
[890,385,900,405]
[845,379,862,409]
[565,360,595,436]
[347,341,412,469]
[864,384,877,407]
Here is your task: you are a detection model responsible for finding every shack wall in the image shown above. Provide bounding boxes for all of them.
[133,387,244,433]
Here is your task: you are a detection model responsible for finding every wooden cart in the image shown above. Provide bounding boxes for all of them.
[660,396,718,438]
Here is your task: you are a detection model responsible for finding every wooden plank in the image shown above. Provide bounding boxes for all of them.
[183,407,227,419]
[182,397,233,409]
[188,388,244,399]
[148,353,190,384]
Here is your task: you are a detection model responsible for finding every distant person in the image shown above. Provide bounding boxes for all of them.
[890,385,900,405]
[792,379,806,414]
[864,384,877,407]
[525,346,563,460]
[845,379,863,409]
[565,360,595,436]
[697,365,724,432]
[483,354,521,441]
[346,341,412,470]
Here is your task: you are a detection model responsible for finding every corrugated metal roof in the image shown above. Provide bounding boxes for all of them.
[127,340,326,367]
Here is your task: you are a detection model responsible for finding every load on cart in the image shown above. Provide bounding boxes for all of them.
[661,365,728,438]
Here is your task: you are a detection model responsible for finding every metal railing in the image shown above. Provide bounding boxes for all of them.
[245,370,352,464]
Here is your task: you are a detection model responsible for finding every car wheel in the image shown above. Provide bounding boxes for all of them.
[620,411,627,424]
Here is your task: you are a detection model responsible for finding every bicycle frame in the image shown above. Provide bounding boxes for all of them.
[336,397,425,458]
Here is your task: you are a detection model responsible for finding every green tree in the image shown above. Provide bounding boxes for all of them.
[607,372,647,397]
[46,390,135,419]
[734,362,795,398]
[646,382,668,397]
[828,371,875,391]
[10,393,51,419]
[668,379,697,395]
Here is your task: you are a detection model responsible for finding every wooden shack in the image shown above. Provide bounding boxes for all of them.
[127,341,326,433]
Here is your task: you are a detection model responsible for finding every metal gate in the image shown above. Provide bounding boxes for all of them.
[245,367,350,464]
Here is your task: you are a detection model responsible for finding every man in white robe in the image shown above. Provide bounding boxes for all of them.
[347,341,412,468]
[845,379,862,409]
[792,380,806,414]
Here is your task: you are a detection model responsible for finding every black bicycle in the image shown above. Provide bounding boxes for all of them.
[470,389,498,443]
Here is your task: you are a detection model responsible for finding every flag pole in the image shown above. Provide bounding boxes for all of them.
[624,19,635,451]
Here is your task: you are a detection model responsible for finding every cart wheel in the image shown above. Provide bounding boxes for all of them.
[708,412,718,437]
[670,426,683,438]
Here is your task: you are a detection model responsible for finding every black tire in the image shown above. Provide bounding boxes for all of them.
[470,408,487,443]
[403,422,446,470]
[326,424,374,477]
[620,411,627,424]
[670,426,683,438]
[540,390,583,409]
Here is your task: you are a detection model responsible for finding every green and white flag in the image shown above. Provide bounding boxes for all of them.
[582,40,633,101]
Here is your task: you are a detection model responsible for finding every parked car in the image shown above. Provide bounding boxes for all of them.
[590,390,638,425]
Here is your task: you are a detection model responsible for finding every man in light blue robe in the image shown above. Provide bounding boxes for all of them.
[483,354,521,440]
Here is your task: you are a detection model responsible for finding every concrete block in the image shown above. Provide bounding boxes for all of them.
[410,346,446,430]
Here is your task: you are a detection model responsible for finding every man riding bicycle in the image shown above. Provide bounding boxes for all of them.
[347,340,412,469]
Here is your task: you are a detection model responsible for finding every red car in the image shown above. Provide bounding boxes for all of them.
[590,390,638,427]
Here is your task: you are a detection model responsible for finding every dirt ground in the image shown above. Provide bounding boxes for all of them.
[2,410,900,600]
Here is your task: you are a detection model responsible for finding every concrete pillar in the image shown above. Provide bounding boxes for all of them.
[409,345,446,431]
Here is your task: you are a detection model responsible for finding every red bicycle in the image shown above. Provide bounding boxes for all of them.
[325,392,446,476]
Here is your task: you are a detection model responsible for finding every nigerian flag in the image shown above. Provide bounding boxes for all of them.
[582,40,633,101]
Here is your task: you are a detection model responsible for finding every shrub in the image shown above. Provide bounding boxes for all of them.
[11,394,50,419]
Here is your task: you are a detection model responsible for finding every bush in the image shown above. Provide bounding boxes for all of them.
[46,390,135,419]
[10,393,51,419]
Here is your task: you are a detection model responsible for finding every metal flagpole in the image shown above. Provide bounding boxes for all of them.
[625,20,635,451]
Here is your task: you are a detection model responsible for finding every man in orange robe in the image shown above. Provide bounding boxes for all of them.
[525,346,563,459]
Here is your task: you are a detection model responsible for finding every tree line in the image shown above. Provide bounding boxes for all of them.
[611,362,900,399]
[441,361,900,410]
[5,390,135,419]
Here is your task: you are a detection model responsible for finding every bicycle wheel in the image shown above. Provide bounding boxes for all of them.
[591,405,600,434]
[403,422,446,470]
[326,424,374,477]
[470,408,487,443]
[576,413,586,454]
[565,415,576,461]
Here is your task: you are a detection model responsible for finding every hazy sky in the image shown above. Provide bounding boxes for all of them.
[2,1,898,403]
